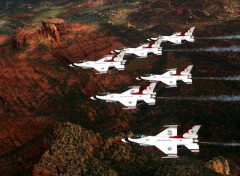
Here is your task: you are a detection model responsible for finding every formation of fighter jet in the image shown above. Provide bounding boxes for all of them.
[69,50,126,74]
[68,27,202,158]
[147,27,195,45]
[90,83,157,109]
[121,125,201,158]
[111,36,163,58]
[136,65,193,88]
[70,27,195,109]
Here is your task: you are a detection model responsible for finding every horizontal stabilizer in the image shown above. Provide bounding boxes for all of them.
[185,144,199,153]
[162,155,178,158]
[163,125,178,128]
[143,98,156,106]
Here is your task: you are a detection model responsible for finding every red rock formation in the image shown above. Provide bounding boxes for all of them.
[0,35,9,45]
[42,17,66,34]
[12,18,66,49]
[207,157,231,175]
[12,24,41,49]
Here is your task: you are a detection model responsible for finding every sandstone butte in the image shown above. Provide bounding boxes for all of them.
[12,17,66,49]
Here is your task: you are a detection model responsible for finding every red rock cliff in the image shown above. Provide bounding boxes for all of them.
[12,18,66,49]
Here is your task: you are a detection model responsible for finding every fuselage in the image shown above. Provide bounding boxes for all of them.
[125,46,162,53]
[140,74,192,82]
[94,93,155,102]
[149,35,194,44]
[123,136,198,146]
[112,46,162,57]
[163,34,194,42]
[73,60,124,69]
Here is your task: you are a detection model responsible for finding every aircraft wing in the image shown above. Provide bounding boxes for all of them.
[160,79,177,87]
[161,70,176,76]
[156,126,177,137]
[93,65,109,74]
[121,87,140,95]
[155,143,177,156]
[118,98,137,108]
[167,38,182,44]
[133,51,147,58]
[96,56,109,62]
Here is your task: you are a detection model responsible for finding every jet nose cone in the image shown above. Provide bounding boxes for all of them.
[121,138,128,143]
[88,96,96,101]
[135,77,142,81]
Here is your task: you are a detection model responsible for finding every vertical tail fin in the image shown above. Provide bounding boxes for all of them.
[184,27,195,36]
[115,50,126,61]
[184,125,200,153]
[181,65,193,75]
[131,82,157,95]
[182,125,201,139]
[145,36,162,48]
[154,36,163,48]
[143,82,157,94]
[104,50,126,62]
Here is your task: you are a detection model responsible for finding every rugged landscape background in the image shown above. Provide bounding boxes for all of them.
[0,0,240,175]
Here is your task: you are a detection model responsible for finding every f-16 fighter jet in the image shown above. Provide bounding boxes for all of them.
[111,37,162,58]
[147,27,195,45]
[90,83,157,109]
[69,50,126,74]
[121,125,201,158]
[136,65,193,88]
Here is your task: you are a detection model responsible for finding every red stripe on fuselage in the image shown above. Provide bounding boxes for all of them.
[170,134,184,138]
[170,65,190,76]
[131,84,150,95]
[177,33,185,36]
[144,39,157,48]
[104,53,119,62]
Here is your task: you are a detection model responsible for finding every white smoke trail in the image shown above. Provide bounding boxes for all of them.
[210,35,240,40]
[164,46,240,52]
[194,75,240,81]
[200,142,240,146]
[156,95,240,102]
[199,46,240,52]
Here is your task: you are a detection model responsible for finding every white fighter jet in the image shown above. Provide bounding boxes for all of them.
[69,50,126,74]
[121,125,201,158]
[136,65,193,88]
[147,27,195,45]
[90,83,157,109]
[111,37,163,58]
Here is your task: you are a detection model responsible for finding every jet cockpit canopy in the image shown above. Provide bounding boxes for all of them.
[143,74,153,77]
[98,92,110,96]
[132,134,145,139]
[76,60,85,63]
